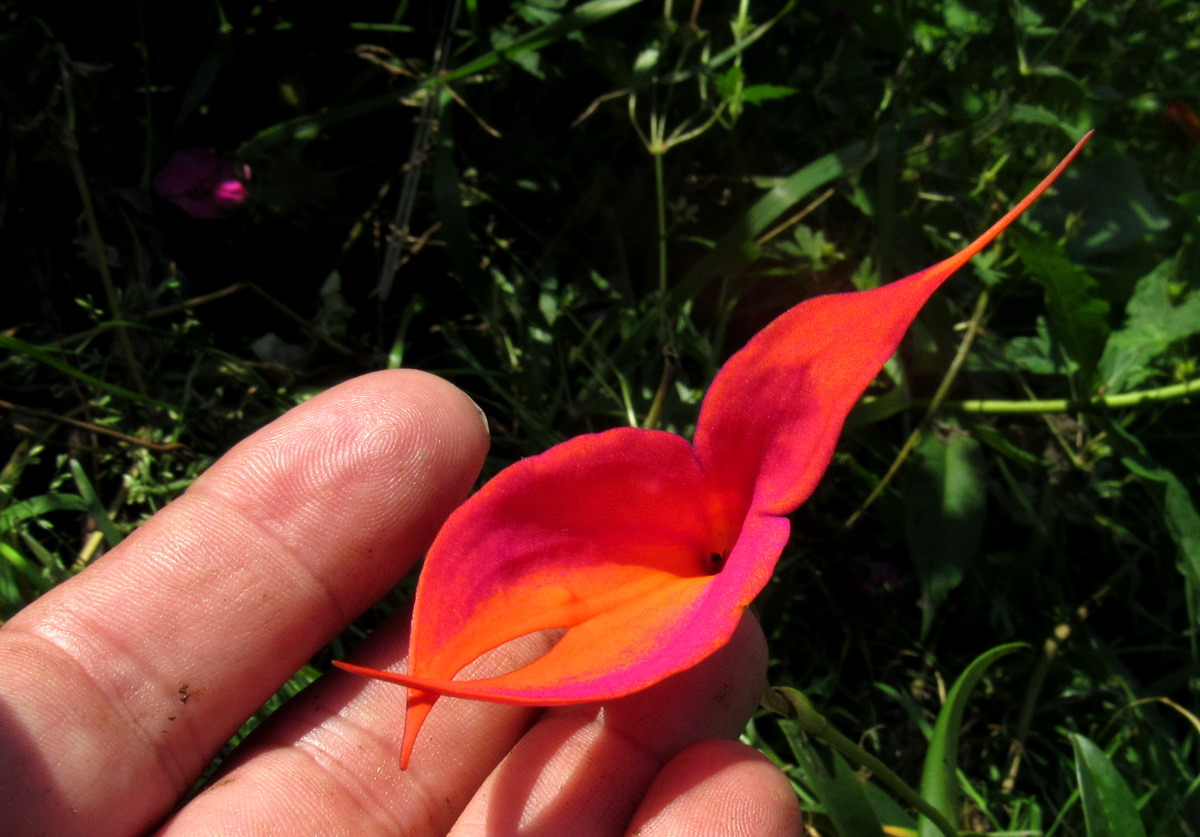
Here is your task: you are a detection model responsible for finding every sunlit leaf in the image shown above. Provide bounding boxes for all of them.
[917,642,1028,837]
[1099,258,1200,390]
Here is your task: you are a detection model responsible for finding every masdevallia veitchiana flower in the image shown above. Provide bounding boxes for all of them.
[335,133,1092,768]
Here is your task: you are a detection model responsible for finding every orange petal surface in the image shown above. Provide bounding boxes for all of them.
[334,132,1094,769]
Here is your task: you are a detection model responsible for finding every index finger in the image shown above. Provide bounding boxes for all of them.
[0,370,489,835]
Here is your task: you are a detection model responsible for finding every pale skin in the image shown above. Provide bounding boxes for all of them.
[0,370,801,836]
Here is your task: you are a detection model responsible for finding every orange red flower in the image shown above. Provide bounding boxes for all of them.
[336,132,1093,769]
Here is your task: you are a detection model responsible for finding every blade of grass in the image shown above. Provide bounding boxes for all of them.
[0,334,173,411]
[0,494,91,531]
[0,398,187,452]
[439,0,647,84]
[678,139,872,301]
[781,720,888,837]
[68,459,122,549]
[917,642,1029,837]
[0,540,54,599]
[765,687,959,837]
[18,530,70,581]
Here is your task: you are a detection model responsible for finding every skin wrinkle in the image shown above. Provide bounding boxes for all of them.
[160,621,557,835]
[13,596,206,796]
[200,754,376,837]
[292,736,406,835]
[211,405,414,555]
[1,630,180,821]
[22,485,361,795]
[523,716,659,832]
[160,744,384,836]
[626,741,800,836]
[289,710,416,832]
[443,616,768,836]
[182,483,354,632]
[206,386,467,572]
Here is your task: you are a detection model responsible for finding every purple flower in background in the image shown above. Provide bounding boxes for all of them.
[154,148,249,219]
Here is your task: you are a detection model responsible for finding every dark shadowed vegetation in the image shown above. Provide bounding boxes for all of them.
[2,2,1198,833]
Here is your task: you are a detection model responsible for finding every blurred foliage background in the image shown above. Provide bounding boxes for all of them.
[2,1,1199,833]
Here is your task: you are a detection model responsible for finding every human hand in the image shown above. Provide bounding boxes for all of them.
[0,371,800,836]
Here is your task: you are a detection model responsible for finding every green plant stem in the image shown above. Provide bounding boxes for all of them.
[55,43,148,398]
[764,687,961,837]
[642,346,678,430]
[846,289,989,527]
[653,149,668,298]
[0,398,188,453]
[646,133,672,430]
[1003,578,1117,795]
[917,376,1200,414]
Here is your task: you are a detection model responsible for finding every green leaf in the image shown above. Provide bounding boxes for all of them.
[862,780,917,833]
[767,687,958,837]
[942,0,990,35]
[1051,151,1170,259]
[715,65,744,102]
[1108,420,1200,627]
[490,25,546,78]
[917,642,1029,837]
[1099,258,1200,390]
[1003,317,1072,376]
[782,722,886,837]
[1009,103,1089,140]
[1009,103,1066,129]
[1012,228,1111,390]
[69,459,122,549]
[1069,733,1149,837]
[0,493,91,533]
[1132,470,1200,624]
[970,423,1046,471]
[904,430,986,639]
[678,139,872,299]
[0,334,172,410]
[741,83,799,105]
[1163,477,1200,604]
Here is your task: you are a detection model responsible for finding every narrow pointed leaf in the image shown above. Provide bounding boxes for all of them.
[782,722,886,837]
[917,642,1029,837]
[679,140,872,301]
[1070,733,1149,837]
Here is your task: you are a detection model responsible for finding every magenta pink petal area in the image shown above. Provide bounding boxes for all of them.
[400,427,785,701]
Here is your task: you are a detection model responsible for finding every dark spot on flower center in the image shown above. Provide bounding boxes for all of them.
[706,552,725,574]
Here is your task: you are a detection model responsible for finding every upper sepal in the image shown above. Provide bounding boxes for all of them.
[694,131,1094,517]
